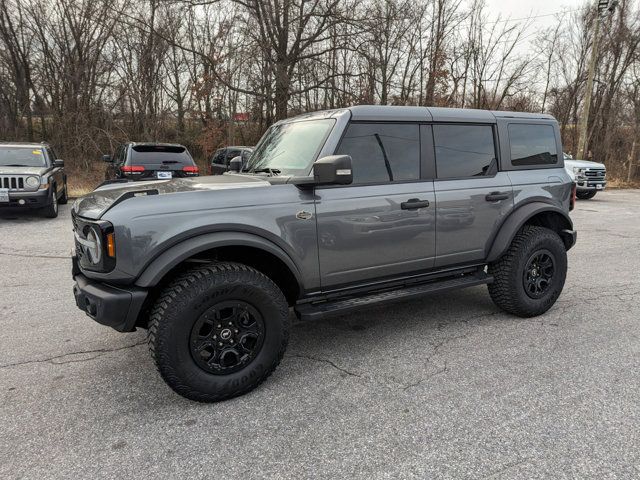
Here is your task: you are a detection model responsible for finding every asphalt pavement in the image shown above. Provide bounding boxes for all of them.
[1,190,639,479]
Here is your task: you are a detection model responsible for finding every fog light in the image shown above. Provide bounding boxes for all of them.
[18,199,26,205]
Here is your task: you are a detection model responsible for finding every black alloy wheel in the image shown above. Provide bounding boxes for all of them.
[190,301,265,375]
[523,250,555,299]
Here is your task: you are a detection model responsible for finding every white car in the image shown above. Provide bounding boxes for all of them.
[563,153,606,200]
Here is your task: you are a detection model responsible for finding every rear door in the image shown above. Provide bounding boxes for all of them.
[210,149,227,175]
[315,122,436,288]
[432,123,513,267]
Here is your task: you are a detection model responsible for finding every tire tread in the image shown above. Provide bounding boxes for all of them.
[147,261,289,402]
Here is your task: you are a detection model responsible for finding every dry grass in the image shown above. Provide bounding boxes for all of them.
[607,178,640,189]
[67,163,105,198]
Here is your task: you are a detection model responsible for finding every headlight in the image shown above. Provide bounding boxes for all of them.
[85,227,102,265]
[73,217,116,272]
[25,176,40,188]
[573,167,585,175]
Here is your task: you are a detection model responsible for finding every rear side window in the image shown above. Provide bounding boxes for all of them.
[508,124,558,166]
[433,124,495,178]
[212,149,225,165]
[336,123,419,184]
[129,145,195,166]
[225,150,240,161]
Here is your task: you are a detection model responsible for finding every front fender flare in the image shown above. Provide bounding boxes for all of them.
[486,202,575,263]
[135,231,304,289]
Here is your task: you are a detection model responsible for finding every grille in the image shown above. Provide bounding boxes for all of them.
[585,169,606,181]
[0,176,26,190]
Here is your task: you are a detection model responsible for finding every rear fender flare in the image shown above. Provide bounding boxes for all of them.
[486,203,574,263]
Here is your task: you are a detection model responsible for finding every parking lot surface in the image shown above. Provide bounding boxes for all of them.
[1,190,639,479]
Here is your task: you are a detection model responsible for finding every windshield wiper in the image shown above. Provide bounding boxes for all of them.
[252,168,281,176]
[2,164,30,167]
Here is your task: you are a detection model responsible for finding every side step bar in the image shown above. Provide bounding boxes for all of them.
[294,271,493,321]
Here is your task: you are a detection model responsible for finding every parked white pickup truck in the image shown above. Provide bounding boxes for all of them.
[564,153,607,200]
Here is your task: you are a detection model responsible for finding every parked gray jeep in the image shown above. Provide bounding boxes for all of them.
[71,106,577,402]
[0,142,68,217]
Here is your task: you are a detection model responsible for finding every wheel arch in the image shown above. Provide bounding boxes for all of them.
[135,232,304,305]
[486,202,575,263]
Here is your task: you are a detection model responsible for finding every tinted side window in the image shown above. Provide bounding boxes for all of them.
[508,124,558,166]
[336,123,419,184]
[212,150,225,165]
[433,124,496,179]
[225,150,240,163]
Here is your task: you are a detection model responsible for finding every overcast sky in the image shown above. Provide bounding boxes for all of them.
[480,0,590,55]
[484,0,588,27]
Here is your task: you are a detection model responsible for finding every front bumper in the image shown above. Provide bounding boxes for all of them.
[72,257,148,332]
[0,188,50,208]
[575,180,606,191]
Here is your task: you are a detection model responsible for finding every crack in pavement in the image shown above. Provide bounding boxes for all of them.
[288,353,362,377]
[289,329,475,391]
[402,361,448,391]
[0,341,146,369]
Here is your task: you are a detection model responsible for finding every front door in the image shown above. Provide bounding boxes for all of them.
[315,122,436,289]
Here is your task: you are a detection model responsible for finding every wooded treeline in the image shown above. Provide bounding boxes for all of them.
[1,0,639,182]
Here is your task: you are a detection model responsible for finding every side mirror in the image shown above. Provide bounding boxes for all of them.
[102,154,113,163]
[313,155,353,185]
[229,156,242,172]
[54,159,64,167]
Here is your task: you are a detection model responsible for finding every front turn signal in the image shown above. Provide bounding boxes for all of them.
[106,233,116,258]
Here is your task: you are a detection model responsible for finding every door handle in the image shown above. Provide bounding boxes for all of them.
[485,191,510,202]
[401,198,430,210]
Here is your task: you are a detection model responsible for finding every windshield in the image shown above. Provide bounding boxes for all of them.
[246,119,335,175]
[0,147,47,167]
[129,145,195,165]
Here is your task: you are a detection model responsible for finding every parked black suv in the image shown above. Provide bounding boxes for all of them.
[0,142,68,218]
[209,146,253,175]
[103,143,199,181]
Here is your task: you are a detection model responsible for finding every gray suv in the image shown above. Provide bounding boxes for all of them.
[71,106,577,402]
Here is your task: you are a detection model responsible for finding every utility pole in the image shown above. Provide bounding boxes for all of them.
[576,0,619,160]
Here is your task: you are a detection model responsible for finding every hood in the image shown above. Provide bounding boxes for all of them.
[565,159,605,169]
[0,166,49,175]
[73,174,271,220]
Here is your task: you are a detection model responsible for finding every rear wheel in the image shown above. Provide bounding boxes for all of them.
[147,262,290,402]
[488,226,567,317]
[576,190,597,200]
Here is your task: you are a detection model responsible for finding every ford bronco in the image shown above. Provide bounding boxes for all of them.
[71,106,577,402]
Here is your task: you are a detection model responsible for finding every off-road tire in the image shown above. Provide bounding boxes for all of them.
[58,182,68,204]
[147,262,290,402]
[576,190,597,200]
[488,225,567,317]
[41,186,59,218]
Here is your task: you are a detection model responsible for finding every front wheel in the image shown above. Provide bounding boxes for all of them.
[576,190,597,200]
[40,186,59,218]
[58,182,68,204]
[147,262,290,402]
[488,226,567,317]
